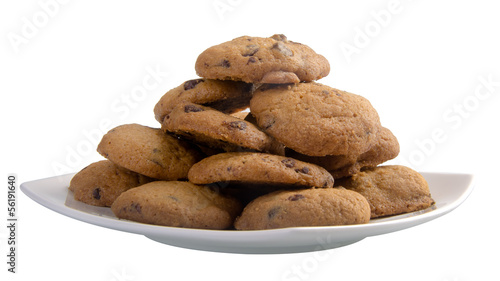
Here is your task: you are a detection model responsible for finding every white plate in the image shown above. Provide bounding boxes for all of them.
[20,172,474,254]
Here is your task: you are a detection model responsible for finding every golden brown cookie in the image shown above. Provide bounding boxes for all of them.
[195,34,330,84]
[188,152,334,189]
[338,165,435,218]
[69,160,152,207]
[250,83,382,156]
[153,78,253,123]
[111,181,242,229]
[162,102,283,154]
[234,188,370,230]
[286,127,400,178]
[97,124,203,180]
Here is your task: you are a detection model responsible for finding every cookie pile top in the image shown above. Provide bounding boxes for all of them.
[68,34,434,231]
[195,34,330,84]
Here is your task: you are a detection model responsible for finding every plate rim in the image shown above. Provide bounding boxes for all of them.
[20,171,475,253]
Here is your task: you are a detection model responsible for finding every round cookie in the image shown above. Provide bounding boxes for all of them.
[338,165,435,218]
[250,83,382,156]
[97,124,203,180]
[286,127,400,178]
[234,188,371,230]
[162,102,284,154]
[188,152,334,189]
[111,181,242,229]
[195,34,330,84]
[154,78,254,123]
[69,160,152,207]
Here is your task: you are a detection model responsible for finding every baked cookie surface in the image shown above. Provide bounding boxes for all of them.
[195,34,330,84]
[234,188,370,230]
[338,165,435,218]
[69,160,152,207]
[162,102,283,154]
[286,127,400,178]
[111,181,242,229]
[187,152,334,189]
[250,83,382,156]
[153,78,253,123]
[97,124,203,180]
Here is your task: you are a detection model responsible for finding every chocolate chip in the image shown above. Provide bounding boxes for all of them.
[243,44,259,56]
[151,159,165,168]
[247,56,257,64]
[295,167,310,174]
[92,188,101,200]
[168,196,179,202]
[220,59,231,68]
[184,104,204,113]
[271,34,288,42]
[272,41,293,56]
[223,121,247,130]
[262,119,275,130]
[281,158,296,168]
[268,206,281,219]
[322,90,330,96]
[132,203,141,214]
[183,79,204,90]
[261,157,272,163]
[288,194,305,201]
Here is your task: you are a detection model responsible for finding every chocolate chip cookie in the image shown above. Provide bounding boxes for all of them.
[111,181,242,229]
[97,124,203,180]
[250,82,382,156]
[154,78,253,123]
[187,152,334,189]
[69,160,152,207]
[162,102,283,154]
[234,188,370,230]
[338,165,435,218]
[195,34,330,84]
[286,127,400,178]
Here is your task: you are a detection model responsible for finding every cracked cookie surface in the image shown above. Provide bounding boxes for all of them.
[195,34,330,84]
[187,152,334,189]
[111,181,242,229]
[250,82,382,156]
[97,124,203,180]
[338,165,435,218]
[69,160,152,207]
[162,102,283,154]
[234,187,370,230]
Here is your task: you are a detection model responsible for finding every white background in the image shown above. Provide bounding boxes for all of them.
[1,0,499,280]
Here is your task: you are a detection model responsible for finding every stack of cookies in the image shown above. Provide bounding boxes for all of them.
[69,34,435,231]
